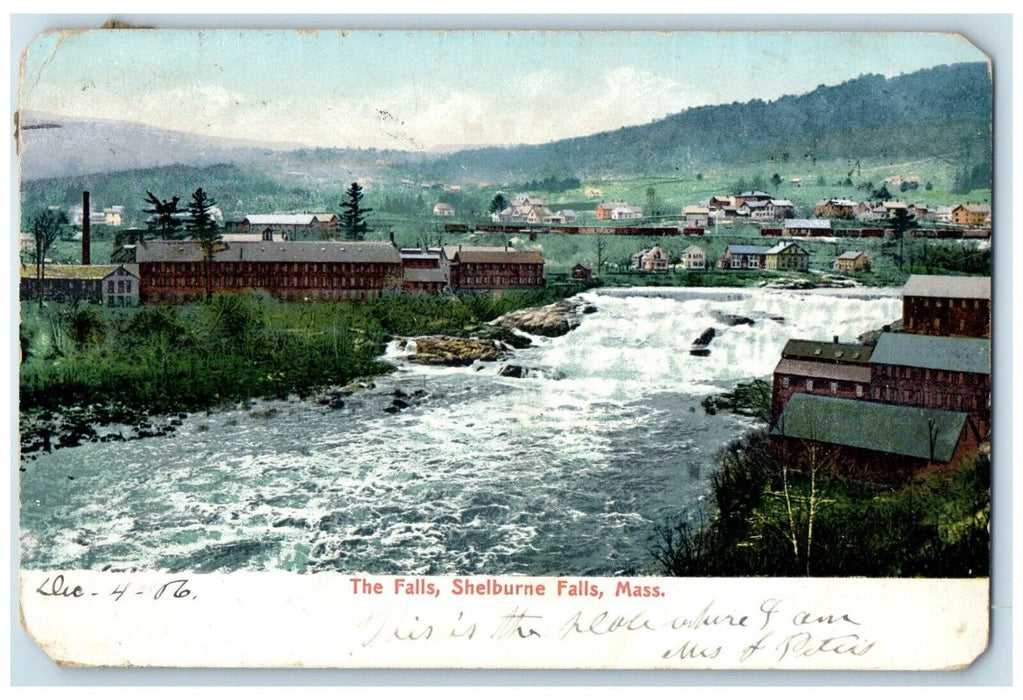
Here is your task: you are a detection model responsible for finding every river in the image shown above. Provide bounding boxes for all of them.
[19,286,902,576]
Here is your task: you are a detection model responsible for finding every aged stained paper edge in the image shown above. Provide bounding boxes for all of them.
[9,14,1011,680]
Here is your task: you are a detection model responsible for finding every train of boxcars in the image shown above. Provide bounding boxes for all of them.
[444,222,990,239]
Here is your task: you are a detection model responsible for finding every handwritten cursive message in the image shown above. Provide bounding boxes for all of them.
[20,572,987,669]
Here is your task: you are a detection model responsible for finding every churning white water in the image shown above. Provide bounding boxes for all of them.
[20,287,901,575]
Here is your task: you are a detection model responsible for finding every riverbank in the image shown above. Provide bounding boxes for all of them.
[18,284,592,454]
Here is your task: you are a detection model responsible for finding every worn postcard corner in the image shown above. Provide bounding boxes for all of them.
[16,25,993,671]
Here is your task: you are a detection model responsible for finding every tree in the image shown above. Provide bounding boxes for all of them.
[888,207,918,271]
[594,236,608,276]
[30,210,68,309]
[340,182,372,241]
[186,187,222,302]
[770,173,783,189]
[143,191,183,239]
[489,193,508,214]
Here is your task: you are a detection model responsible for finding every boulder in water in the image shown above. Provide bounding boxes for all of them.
[712,312,755,326]
[406,336,508,366]
[499,364,529,378]
[493,299,585,337]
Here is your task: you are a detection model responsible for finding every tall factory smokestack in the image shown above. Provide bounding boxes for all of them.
[82,191,91,265]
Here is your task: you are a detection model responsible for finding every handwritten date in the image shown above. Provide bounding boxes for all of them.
[35,575,196,602]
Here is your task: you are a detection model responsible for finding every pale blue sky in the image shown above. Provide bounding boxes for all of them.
[19,30,986,150]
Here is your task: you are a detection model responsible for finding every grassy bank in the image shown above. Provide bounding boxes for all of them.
[652,429,990,577]
[19,284,588,431]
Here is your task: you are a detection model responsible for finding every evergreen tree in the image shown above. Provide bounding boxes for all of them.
[341,182,372,240]
[489,193,508,214]
[143,191,183,239]
[186,187,222,302]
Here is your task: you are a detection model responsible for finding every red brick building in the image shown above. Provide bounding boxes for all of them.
[868,332,991,436]
[136,240,402,303]
[447,247,544,290]
[400,247,451,293]
[902,275,991,338]
[771,339,874,420]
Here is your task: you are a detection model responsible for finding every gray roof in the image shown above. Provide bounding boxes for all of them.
[726,245,771,255]
[136,240,401,264]
[784,218,832,229]
[774,358,872,383]
[403,268,448,283]
[902,274,991,300]
[869,332,990,375]
[771,394,969,462]
[737,190,773,198]
[455,248,544,265]
[781,339,873,363]
[837,251,868,260]
[766,242,809,256]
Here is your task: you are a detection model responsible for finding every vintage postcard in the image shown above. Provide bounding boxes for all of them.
[14,25,994,670]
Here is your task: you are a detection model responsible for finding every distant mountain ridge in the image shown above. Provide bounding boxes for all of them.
[416,61,992,180]
[18,61,991,184]
[17,111,310,181]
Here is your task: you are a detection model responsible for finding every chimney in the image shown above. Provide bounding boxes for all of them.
[389,230,395,246]
[82,191,91,265]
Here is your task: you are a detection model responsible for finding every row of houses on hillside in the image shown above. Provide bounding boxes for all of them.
[814,198,992,226]
[768,274,991,481]
[492,195,577,225]
[625,243,870,274]
[719,242,810,271]
[698,191,795,222]
[595,202,643,220]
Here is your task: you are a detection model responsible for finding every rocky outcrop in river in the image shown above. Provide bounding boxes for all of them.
[399,336,509,366]
[492,298,595,338]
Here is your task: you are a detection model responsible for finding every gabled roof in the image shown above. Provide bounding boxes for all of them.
[19,264,122,280]
[771,394,968,462]
[726,245,771,255]
[773,358,872,384]
[136,240,401,264]
[837,251,868,260]
[869,332,990,375]
[766,242,809,256]
[902,274,990,300]
[781,339,873,364]
[681,244,705,255]
[737,190,773,198]
[245,214,318,226]
[953,203,991,214]
[454,248,543,265]
[403,268,447,283]
[770,199,794,206]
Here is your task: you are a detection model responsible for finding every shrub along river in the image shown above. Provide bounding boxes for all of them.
[20,286,902,575]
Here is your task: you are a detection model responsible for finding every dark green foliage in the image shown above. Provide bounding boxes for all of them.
[700,379,772,423]
[509,175,581,193]
[19,284,585,429]
[341,182,372,240]
[143,191,183,238]
[652,430,991,578]
[952,163,991,194]
[488,193,508,214]
[186,187,221,302]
